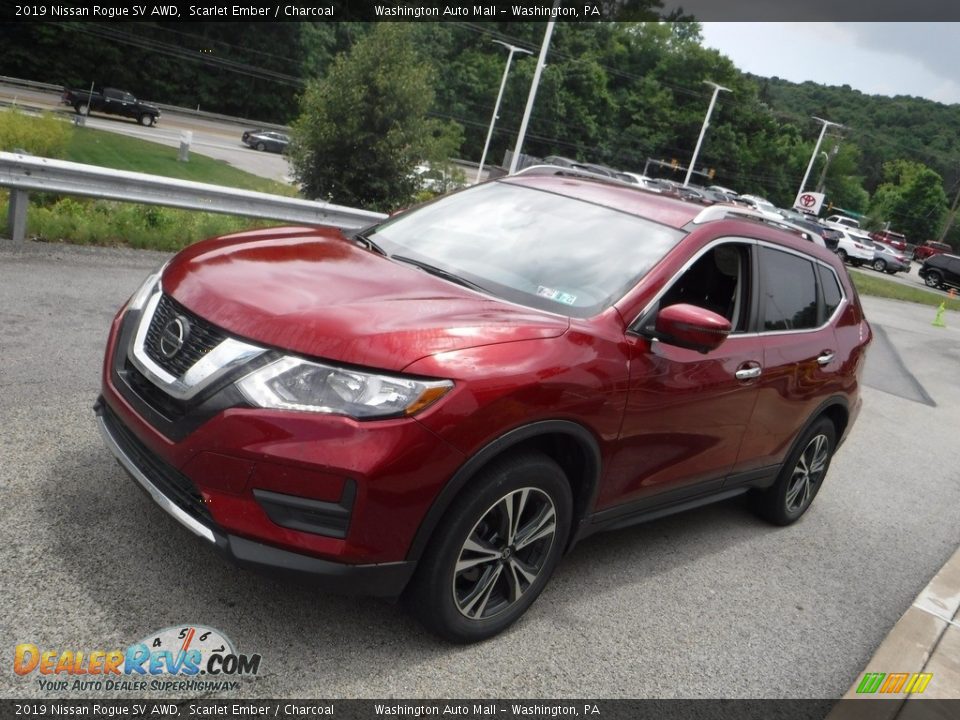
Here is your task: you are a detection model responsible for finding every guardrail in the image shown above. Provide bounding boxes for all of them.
[0,152,387,242]
[0,74,62,93]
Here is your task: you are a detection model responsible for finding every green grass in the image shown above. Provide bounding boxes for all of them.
[0,119,302,250]
[849,269,960,311]
[65,127,295,195]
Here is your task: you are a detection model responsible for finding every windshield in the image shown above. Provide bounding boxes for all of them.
[368,181,685,317]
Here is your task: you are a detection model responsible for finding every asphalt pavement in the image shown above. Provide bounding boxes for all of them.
[1,238,959,700]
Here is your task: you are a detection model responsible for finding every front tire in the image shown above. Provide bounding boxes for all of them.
[925,271,943,288]
[406,452,572,643]
[256,142,266,151]
[752,418,836,526]
[75,103,89,116]
[138,114,154,127]
[837,249,848,263]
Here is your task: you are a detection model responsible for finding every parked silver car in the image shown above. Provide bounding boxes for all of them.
[872,243,911,274]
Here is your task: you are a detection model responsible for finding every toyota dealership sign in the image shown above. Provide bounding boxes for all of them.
[793,191,825,214]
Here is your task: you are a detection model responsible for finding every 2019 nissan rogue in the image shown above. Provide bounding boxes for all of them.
[96,169,872,642]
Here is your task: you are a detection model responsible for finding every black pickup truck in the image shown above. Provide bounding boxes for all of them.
[61,87,161,127]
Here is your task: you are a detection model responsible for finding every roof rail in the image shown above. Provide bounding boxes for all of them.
[691,204,777,225]
[513,164,637,188]
[691,204,823,245]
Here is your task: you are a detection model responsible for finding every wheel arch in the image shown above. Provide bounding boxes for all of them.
[795,396,850,457]
[405,420,602,563]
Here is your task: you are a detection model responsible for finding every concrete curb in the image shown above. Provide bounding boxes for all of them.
[827,546,960,718]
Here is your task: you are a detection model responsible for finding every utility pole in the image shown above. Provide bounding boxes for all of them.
[508,1,559,174]
[816,141,840,193]
[476,41,532,183]
[938,179,960,242]
[799,117,844,197]
[684,81,730,187]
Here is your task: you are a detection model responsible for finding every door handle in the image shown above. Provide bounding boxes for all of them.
[735,366,762,380]
[817,351,835,366]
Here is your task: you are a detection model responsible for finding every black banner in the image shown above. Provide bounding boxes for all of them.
[4,699,960,720]
[3,0,960,22]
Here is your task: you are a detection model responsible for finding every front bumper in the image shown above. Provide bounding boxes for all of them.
[95,397,415,596]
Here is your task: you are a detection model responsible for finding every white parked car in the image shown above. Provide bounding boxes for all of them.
[708,184,739,198]
[835,229,876,266]
[738,194,783,220]
[620,172,667,192]
[822,214,861,231]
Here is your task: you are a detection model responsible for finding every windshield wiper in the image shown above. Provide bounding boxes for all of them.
[391,256,488,293]
[350,230,387,256]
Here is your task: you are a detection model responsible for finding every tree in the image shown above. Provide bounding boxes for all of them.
[288,23,461,210]
[821,142,870,214]
[869,160,948,241]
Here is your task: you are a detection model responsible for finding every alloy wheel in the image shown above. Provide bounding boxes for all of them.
[453,487,557,620]
[785,434,830,514]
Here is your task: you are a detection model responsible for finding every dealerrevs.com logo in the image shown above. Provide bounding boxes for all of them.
[14,625,261,692]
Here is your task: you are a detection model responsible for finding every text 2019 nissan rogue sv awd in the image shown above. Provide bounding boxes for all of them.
[96,169,871,642]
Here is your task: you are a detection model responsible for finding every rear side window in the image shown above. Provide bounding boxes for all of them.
[818,265,843,319]
[759,247,819,331]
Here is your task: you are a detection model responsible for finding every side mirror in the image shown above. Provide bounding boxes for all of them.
[652,303,732,354]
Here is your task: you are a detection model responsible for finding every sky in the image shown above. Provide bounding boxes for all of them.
[698,23,960,106]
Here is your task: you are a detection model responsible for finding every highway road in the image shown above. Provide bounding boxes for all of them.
[0,82,292,183]
[1,237,958,700]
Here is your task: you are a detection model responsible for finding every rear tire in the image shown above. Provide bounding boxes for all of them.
[925,271,943,288]
[75,103,89,116]
[405,452,572,643]
[752,418,836,526]
[873,259,886,272]
[837,249,848,263]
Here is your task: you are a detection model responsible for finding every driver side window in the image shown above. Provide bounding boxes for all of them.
[659,243,752,333]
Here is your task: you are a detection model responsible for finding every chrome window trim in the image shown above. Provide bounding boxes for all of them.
[628,237,848,337]
[128,290,266,401]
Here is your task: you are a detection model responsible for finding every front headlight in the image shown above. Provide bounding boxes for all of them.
[237,356,453,419]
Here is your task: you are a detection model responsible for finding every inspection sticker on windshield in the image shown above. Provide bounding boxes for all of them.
[537,286,577,305]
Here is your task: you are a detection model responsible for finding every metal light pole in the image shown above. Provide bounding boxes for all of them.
[683,81,730,187]
[508,3,559,174]
[816,143,840,194]
[476,41,532,184]
[799,117,843,197]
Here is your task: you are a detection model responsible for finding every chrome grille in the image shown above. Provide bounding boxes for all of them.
[143,294,226,377]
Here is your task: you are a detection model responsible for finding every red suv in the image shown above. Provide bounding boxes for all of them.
[869,229,908,251]
[913,241,952,262]
[96,170,871,642]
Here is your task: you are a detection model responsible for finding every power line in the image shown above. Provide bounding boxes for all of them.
[56,23,305,87]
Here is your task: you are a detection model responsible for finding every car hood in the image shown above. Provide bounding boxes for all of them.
[161,227,570,372]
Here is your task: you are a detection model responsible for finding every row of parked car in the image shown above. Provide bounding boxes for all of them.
[538,157,960,283]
